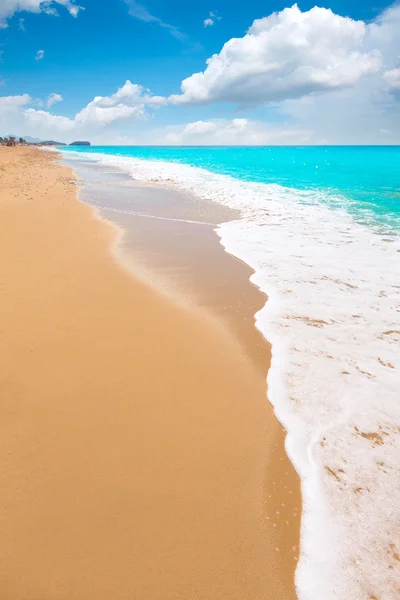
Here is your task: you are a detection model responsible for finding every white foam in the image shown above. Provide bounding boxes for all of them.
[63,150,400,600]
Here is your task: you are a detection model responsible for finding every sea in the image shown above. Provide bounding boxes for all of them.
[60,145,400,600]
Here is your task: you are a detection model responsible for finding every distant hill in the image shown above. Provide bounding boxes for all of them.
[70,141,91,146]
[23,135,42,144]
[6,135,67,145]
[7,134,42,143]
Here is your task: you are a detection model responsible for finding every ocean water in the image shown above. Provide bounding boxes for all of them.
[61,145,400,600]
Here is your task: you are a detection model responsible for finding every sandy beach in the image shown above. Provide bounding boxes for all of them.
[0,146,300,600]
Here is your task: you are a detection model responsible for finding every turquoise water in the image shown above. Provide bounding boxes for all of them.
[62,145,400,232]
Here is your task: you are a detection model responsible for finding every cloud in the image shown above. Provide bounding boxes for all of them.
[0,91,310,144]
[204,11,220,27]
[0,81,168,141]
[46,93,63,108]
[76,102,145,126]
[171,4,382,106]
[0,94,73,138]
[75,80,166,126]
[0,80,166,141]
[18,18,25,31]
[162,118,311,145]
[0,93,31,110]
[123,0,185,41]
[24,108,75,131]
[276,3,400,144]
[1,1,400,147]
[0,96,76,140]
[35,49,45,61]
[0,1,83,27]
[383,68,400,96]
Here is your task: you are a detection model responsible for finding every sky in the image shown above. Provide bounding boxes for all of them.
[0,0,399,145]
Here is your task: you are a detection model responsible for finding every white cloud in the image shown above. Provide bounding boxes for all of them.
[75,80,166,126]
[367,4,400,51]
[123,0,185,41]
[2,0,400,147]
[0,81,168,141]
[24,108,75,131]
[204,11,220,27]
[35,49,44,60]
[76,102,145,126]
[276,3,400,144]
[46,93,63,108]
[0,93,31,110]
[0,96,75,140]
[183,120,218,135]
[383,68,400,94]
[0,0,83,27]
[163,118,311,145]
[171,4,382,106]
[0,94,32,135]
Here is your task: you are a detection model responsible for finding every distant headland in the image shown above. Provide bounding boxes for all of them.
[0,136,91,147]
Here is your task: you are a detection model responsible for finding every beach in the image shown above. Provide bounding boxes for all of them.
[67,145,399,600]
[0,146,300,600]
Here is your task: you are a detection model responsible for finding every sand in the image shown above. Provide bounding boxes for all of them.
[0,146,300,600]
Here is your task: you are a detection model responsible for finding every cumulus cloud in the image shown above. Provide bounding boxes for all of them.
[24,108,75,131]
[171,4,382,106]
[1,2,400,145]
[163,118,311,145]
[46,93,63,108]
[75,80,166,126]
[76,102,145,125]
[0,80,168,141]
[0,93,31,110]
[277,3,400,143]
[0,94,31,134]
[0,94,73,138]
[0,0,83,27]
[35,49,45,61]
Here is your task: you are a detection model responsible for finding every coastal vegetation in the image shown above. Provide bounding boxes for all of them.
[0,137,91,147]
[0,136,26,146]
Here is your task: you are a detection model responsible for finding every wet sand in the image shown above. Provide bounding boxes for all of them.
[70,162,270,374]
[0,146,300,600]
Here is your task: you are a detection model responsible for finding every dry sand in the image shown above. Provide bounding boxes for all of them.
[0,146,300,600]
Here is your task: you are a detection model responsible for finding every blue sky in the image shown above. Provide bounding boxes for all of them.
[1,0,399,144]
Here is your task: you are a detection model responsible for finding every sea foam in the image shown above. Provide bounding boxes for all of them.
[63,150,400,600]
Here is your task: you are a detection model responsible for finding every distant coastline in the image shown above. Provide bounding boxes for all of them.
[0,136,91,147]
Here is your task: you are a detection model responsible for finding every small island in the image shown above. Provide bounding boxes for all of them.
[70,141,91,146]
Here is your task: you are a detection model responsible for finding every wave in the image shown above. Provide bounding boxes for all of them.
[62,149,400,600]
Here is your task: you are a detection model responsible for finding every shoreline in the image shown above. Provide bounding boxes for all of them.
[66,155,272,374]
[0,146,300,599]
[64,146,400,600]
